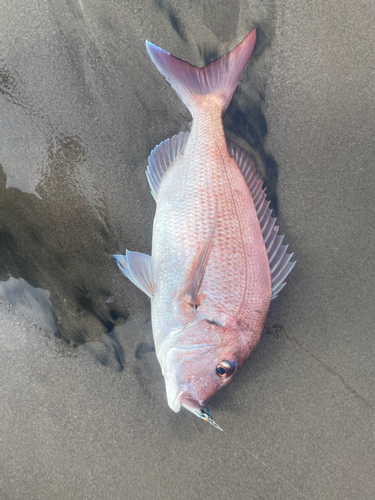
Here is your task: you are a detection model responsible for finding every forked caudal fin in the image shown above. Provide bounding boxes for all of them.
[146,29,256,116]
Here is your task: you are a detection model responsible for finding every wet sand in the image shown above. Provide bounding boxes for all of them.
[1,0,375,498]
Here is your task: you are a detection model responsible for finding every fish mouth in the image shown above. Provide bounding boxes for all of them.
[179,394,202,412]
[162,328,217,413]
[167,383,201,413]
[164,343,215,412]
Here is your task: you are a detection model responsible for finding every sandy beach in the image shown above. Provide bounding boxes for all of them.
[1,0,374,498]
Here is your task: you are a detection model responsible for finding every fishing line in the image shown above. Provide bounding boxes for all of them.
[223,427,311,499]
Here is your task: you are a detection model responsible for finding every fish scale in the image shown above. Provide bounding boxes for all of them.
[114,29,295,428]
[152,98,271,369]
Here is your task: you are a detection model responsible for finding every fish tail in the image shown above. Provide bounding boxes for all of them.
[146,29,256,116]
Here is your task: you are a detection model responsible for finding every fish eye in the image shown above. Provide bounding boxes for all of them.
[216,360,235,378]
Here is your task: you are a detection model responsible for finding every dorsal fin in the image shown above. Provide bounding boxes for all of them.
[227,140,296,299]
[146,132,190,200]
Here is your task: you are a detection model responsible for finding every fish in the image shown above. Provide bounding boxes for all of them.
[114,29,295,429]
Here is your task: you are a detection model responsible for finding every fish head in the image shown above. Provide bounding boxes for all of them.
[160,317,251,413]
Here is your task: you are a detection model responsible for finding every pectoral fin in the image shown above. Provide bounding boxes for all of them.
[180,223,216,307]
[114,251,155,299]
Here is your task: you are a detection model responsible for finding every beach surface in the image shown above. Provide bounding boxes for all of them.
[1,1,374,498]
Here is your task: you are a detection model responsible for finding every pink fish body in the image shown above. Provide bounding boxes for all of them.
[115,30,294,427]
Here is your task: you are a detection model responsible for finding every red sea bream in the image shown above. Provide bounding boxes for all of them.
[115,29,295,429]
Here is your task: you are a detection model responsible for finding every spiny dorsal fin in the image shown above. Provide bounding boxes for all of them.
[146,132,190,200]
[114,251,155,299]
[227,140,296,299]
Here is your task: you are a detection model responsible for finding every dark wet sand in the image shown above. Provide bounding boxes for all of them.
[1,0,375,498]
